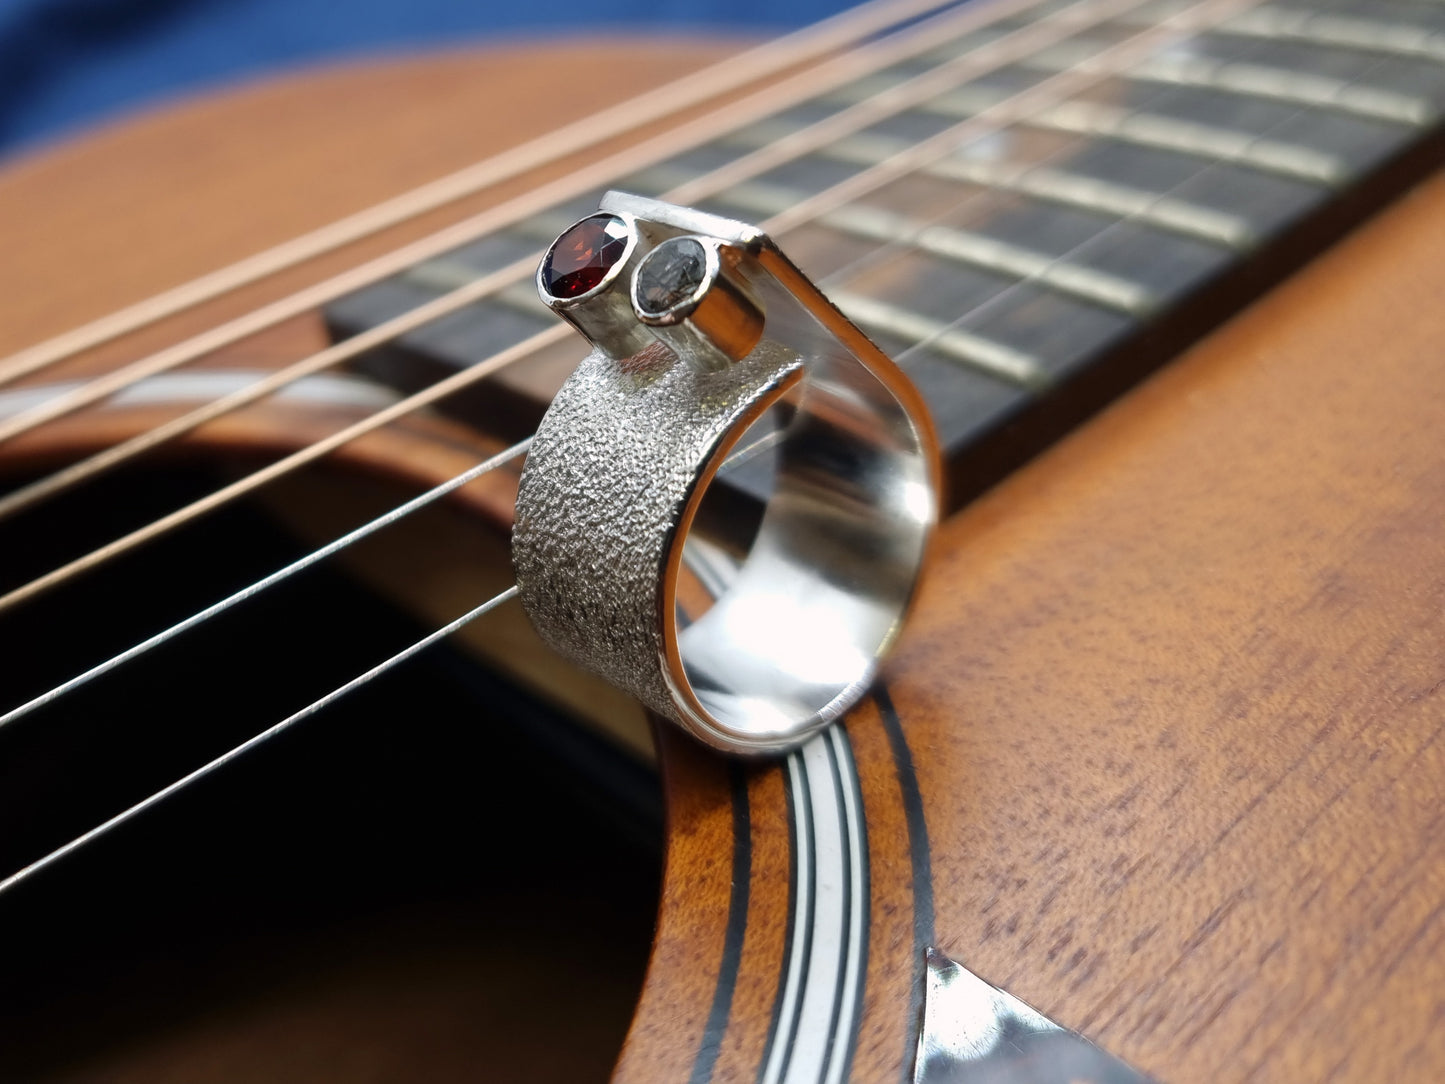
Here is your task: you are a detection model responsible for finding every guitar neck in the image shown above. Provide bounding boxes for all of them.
[326,0,1445,507]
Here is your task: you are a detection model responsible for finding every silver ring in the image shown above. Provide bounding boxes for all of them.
[512,192,939,756]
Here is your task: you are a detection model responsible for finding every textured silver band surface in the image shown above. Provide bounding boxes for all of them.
[513,193,939,755]
[513,339,802,729]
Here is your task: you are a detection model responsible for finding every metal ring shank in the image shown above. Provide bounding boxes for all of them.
[514,194,938,755]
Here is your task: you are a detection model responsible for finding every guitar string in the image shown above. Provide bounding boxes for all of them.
[0,330,563,615]
[0,0,1256,617]
[0,0,969,388]
[0,0,1055,446]
[0,439,530,732]
[0,0,1297,732]
[0,0,1070,517]
[0,0,1037,407]
[19,25,1387,733]
[0,0,1214,577]
[0,0,1364,893]
[0,0,1272,728]
[0,0,1130,527]
[0,585,521,899]
[799,25,1345,382]
[672,0,1256,237]
[0,265,558,522]
[719,100,1317,481]
[0,82,1348,905]
[0,0,1284,814]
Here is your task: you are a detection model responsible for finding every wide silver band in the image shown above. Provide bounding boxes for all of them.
[513,192,939,755]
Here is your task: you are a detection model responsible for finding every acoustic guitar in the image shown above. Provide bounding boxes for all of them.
[0,0,1442,1079]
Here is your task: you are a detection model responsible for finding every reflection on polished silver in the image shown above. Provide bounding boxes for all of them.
[914,948,1153,1084]
[513,191,939,755]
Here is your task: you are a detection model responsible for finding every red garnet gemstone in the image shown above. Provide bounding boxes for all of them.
[541,213,630,299]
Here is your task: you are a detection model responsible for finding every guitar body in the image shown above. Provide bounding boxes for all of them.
[2,32,1442,1084]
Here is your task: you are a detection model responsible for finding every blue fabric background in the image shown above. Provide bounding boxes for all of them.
[0,0,859,159]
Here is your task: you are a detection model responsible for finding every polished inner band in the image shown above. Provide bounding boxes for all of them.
[513,193,939,755]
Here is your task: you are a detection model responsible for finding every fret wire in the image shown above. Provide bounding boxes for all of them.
[1037,99,1346,182]
[659,0,1163,209]
[0,440,531,730]
[724,25,1412,455]
[1029,39,1434,124]
[0,585,521,901]
[0,36,1347,889]
[685,174,1156,315]
[754,0,1272,239]
[6,2,1420,729]
[929,158,1256,245]
[360,28,1314,517]
[1218,7,1445,64]
[0,0,1046,396]
[0,0,1280,606]
[446,35,1331,488]
[0,2,1398,861]
[4,0,1440,920]
[0,0,1068,443]
[724,124,1256,245]
[0,0,974,388]
[0,0,1201,516]
[898,83,1347,182]
[1129,54,1433,125]
[808,43,1362,397]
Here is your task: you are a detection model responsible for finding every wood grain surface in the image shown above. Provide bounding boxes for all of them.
[1,32,1442,1084]
[888,166,1445,1081]
[0,41,740,1084]
[618,159,1445,1084]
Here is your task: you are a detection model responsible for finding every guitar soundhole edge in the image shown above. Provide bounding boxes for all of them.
[0,463,660,1082]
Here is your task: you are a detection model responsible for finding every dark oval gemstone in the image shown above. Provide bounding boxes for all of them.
[635,237,709,316]
[540,213,631,299]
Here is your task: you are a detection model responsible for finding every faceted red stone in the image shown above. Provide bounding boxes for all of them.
[541,214,630,299]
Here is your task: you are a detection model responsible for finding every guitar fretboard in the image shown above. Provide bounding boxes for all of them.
[326,0,1445,505]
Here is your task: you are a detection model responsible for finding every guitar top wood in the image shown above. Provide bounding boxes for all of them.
[0,31,1441,1084]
